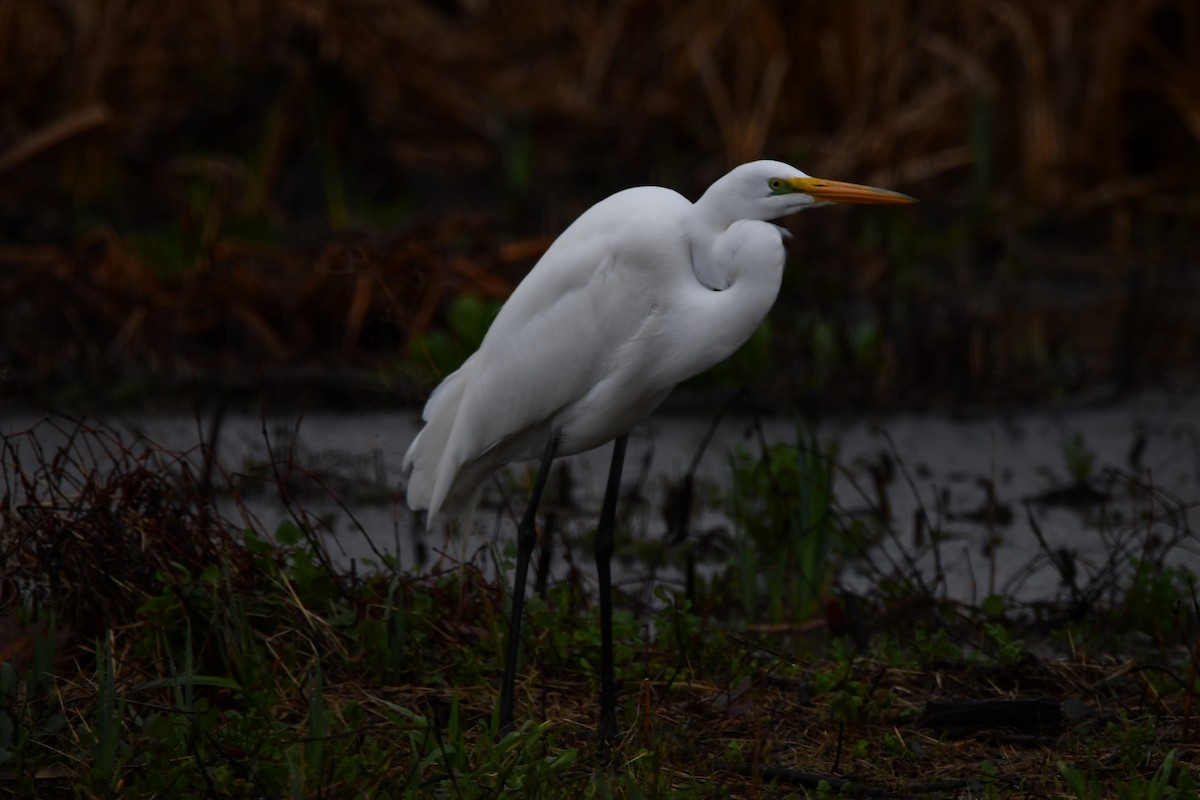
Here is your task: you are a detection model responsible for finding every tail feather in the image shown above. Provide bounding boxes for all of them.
[405,351,537,532]
[404,361,473,518]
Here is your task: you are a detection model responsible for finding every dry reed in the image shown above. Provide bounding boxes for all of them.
[0,0,1198,403]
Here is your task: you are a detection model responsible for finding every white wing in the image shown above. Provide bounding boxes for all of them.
[405,186,694,520]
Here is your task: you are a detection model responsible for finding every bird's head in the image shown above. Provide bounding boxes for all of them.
[698,160,916,225]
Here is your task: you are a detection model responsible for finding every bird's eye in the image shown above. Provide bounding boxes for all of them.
[769,179,782,190]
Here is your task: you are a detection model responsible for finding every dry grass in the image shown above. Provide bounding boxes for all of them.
[1,416,246,639]
[2,1,1195,199]
[1,416,1197,796]
[0,1,1199,404]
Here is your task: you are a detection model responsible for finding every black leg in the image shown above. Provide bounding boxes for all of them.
[595,434,627,745]
[499,431,559,732]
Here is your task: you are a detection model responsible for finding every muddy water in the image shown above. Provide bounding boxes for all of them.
[4,391,1198,605]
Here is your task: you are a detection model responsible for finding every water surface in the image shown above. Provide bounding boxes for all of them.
[4,391,1197,606]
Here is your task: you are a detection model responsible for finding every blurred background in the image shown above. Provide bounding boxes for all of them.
[1,0,1198,412]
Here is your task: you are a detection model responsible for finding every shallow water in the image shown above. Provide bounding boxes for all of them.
[4,391,1198,606]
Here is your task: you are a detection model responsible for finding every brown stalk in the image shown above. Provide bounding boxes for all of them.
[0,104,112,175]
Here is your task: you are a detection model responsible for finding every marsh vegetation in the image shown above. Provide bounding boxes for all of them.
[2,1,1200,795]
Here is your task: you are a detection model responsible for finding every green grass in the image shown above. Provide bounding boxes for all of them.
[1,527,1197,797]
[1,417,1198,797]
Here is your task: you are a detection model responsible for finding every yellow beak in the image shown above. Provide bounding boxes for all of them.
[788,176,916,205]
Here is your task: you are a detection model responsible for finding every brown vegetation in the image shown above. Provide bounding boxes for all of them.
[0,417,1195,796]
[2,417,1197,795]
[1,0,1198,405]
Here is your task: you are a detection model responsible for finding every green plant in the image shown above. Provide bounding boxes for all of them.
[407,293,503,379]
[1121,562,1198,648]
[88,634,124,789]
[0,611,64,785]
[5,416,1200,797]
[705,318,773,386]
[384,696,578,798]
[1058,749,1195,800]
[305,664,330,785]
[727,425,841,622]
[1062,432,1097,485]
[979,759,1002,800]
[980,621,1026,665]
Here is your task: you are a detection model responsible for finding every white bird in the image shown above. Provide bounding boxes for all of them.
[403,160,914,738]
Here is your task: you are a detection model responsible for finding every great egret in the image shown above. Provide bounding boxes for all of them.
[403,160,914,738]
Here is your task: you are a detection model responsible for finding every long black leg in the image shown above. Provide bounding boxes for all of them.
[499,431,559,732]
[595,434,628,745]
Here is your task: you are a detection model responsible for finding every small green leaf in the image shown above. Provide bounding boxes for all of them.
[980,594,1006,619]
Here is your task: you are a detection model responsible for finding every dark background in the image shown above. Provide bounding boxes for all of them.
[1,0,1198,411]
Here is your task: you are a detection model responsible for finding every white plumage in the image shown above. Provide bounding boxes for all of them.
[403,160,914,527]
[402,158,914,735]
